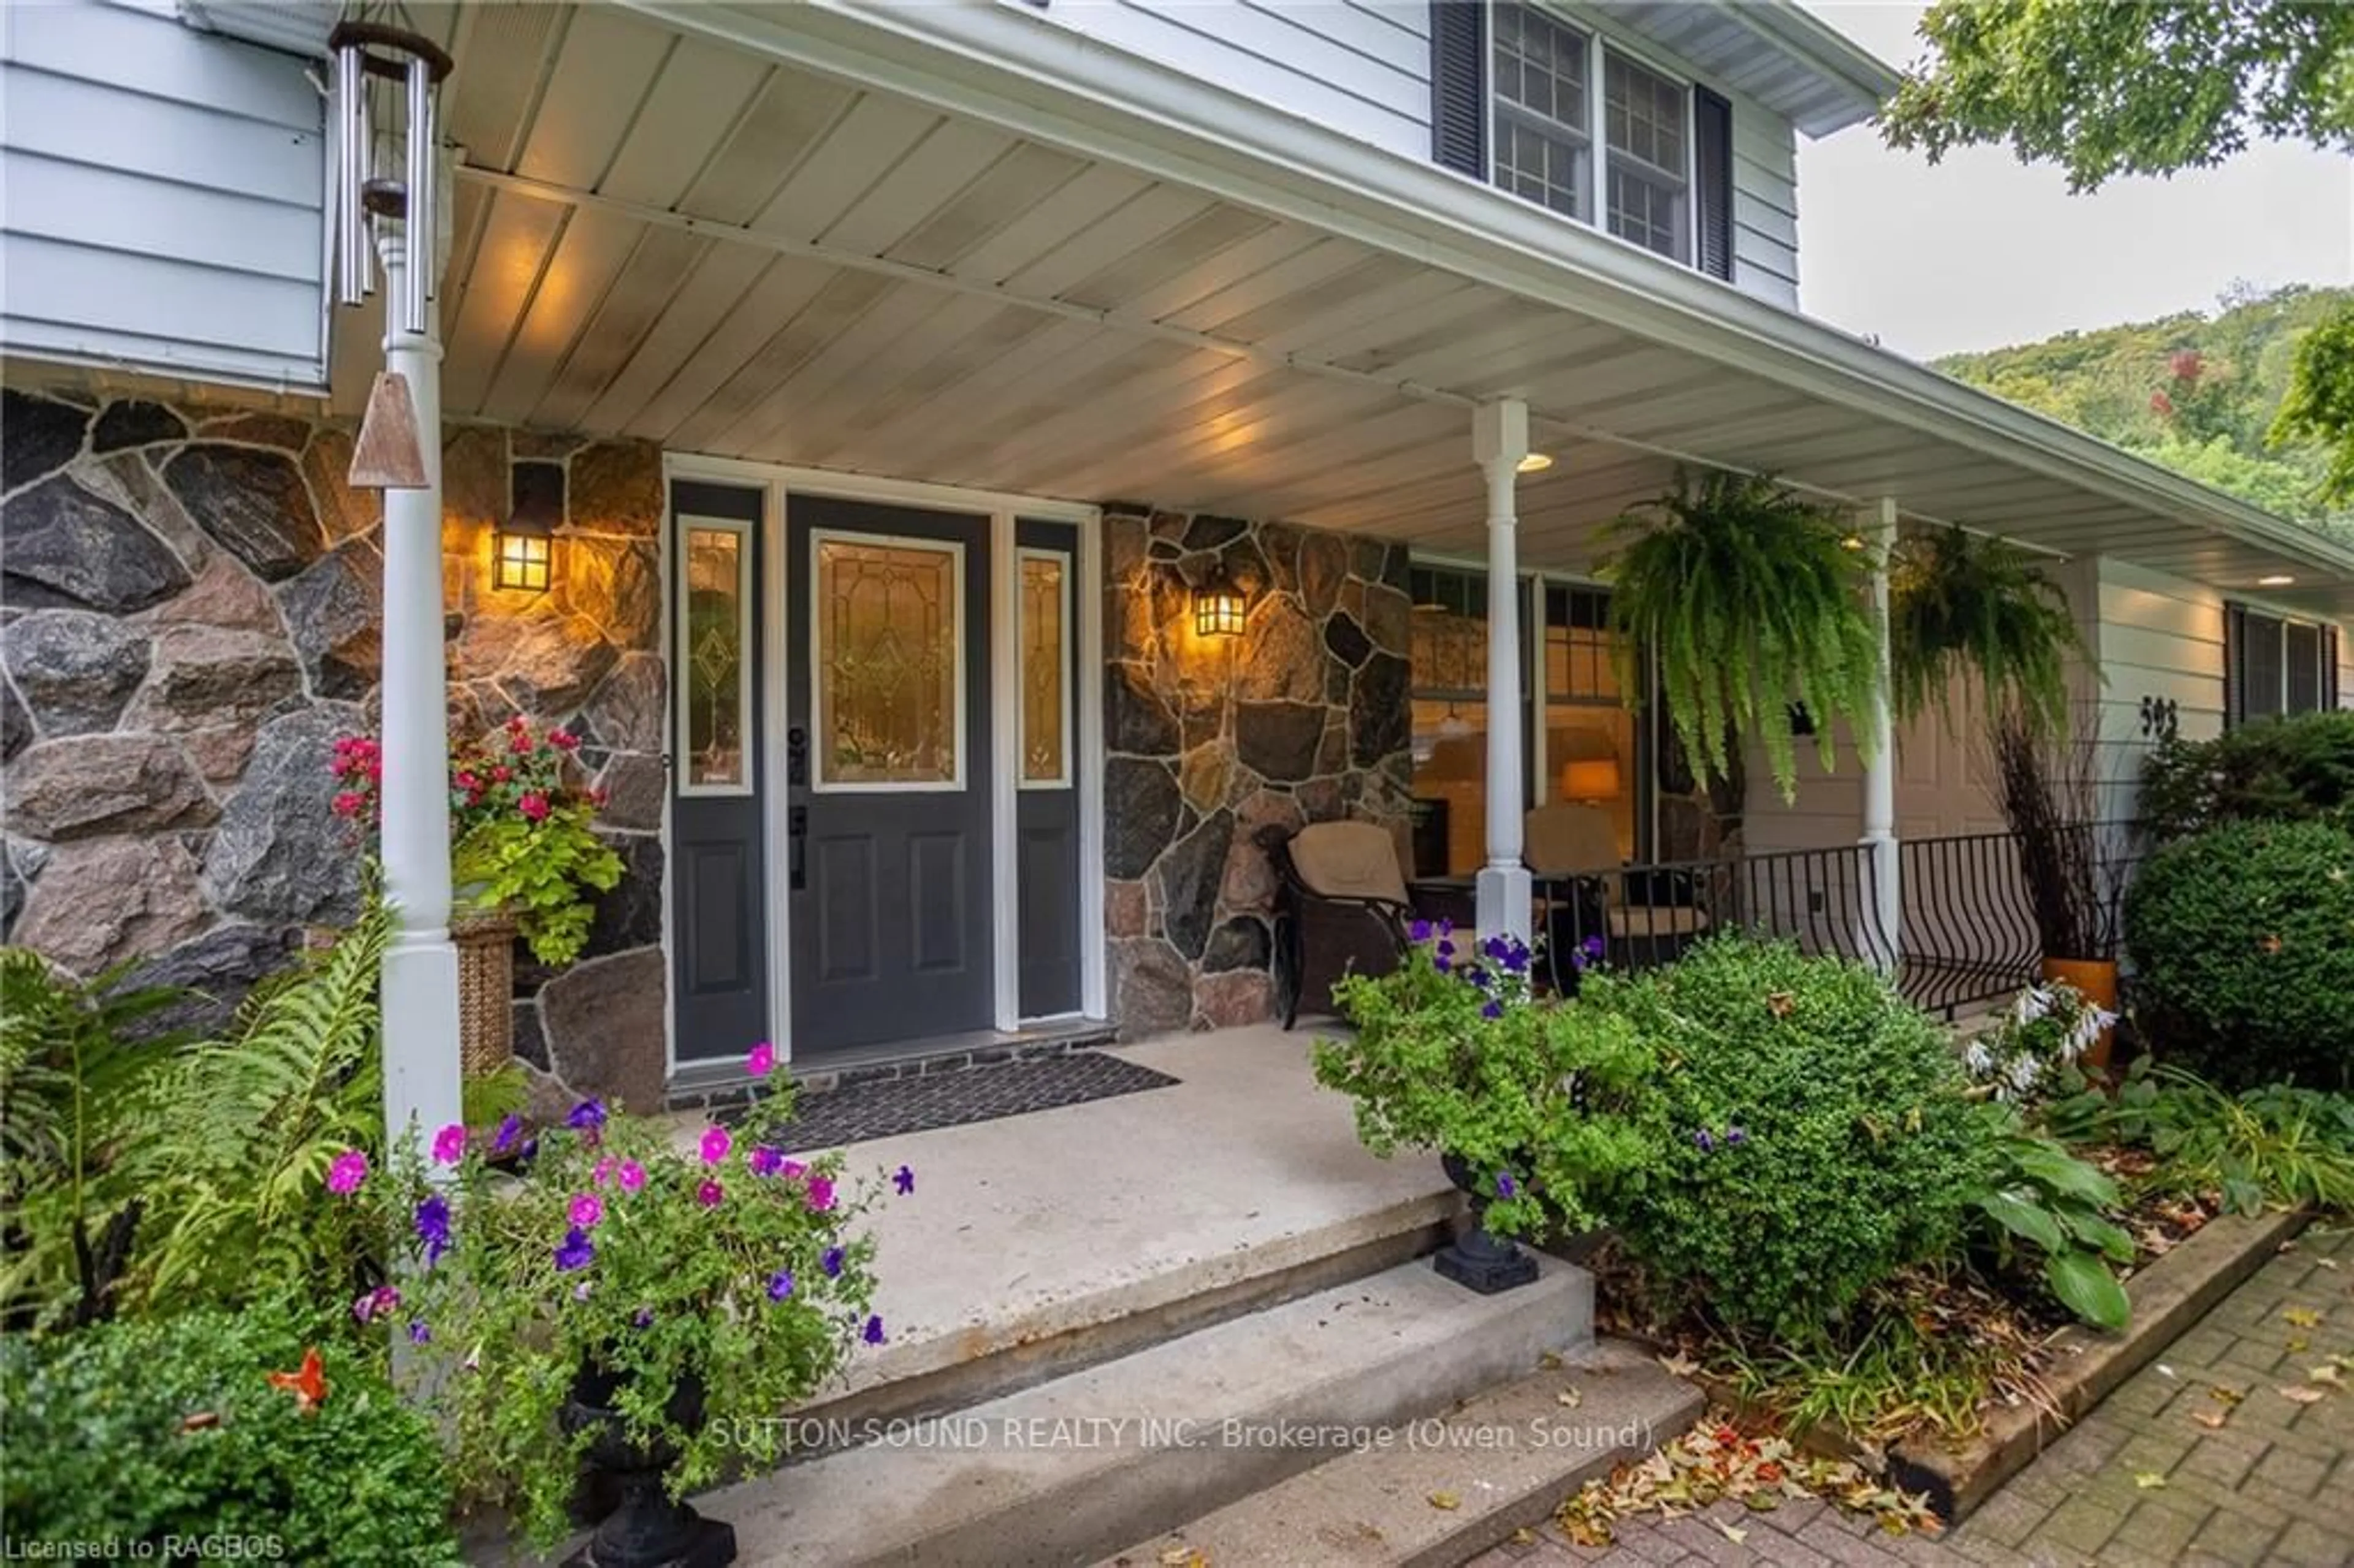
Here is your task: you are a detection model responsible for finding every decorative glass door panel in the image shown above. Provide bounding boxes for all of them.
[812,535,963,790]
[680,522,752,793]
[1019,550,1069,786]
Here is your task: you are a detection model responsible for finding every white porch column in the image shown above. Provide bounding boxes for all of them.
[1473,400,1532,944]
[376,227,462,1151]
[1859,495,1902,972]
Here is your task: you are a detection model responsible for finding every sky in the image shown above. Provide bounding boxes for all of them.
[1793,2,2354,363]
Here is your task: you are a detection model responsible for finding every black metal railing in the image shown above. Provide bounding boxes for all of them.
[1530,825,2143,1019]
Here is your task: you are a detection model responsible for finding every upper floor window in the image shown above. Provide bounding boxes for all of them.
[1434,1,1733,280]
[2226,604,2341,725]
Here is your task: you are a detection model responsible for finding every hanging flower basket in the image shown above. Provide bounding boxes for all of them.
[451,901,518,1078]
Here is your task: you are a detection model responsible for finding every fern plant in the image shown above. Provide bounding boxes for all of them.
[117,902,390,1317]
[1891,525,2090,739]
[1601,470,1883,801]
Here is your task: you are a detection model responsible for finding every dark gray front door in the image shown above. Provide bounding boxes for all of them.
[787,496,992,1053]
[1016,520,1083,1017]
[669,481,768,1065]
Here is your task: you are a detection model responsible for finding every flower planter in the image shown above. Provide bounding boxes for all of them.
[452,904,518,1078]
[1434,1152,1540,1294]
[560,1364,736,1568]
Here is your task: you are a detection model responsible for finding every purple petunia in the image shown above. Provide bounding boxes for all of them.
[1693,1128,1715,1153]
[863,1315,887,1346]
[415,1194,453,1266]
[351,1284,400,1325]
[1409,918,1433,942]
[894,1164,916,1196]
[634,1307,655,1329]
[1482,999,1503,1019]
[554,1226,596,1272]
[696,1179,725,1208]
[408,1320,431,1345]
[1581,935,1607,962]
[492,1113,524,1156]
[821,1246,845,1279]
[1495,1172,1518,1199]
[749,1145,784,1178]
[767,1269,795,1303]
[1724,1125,1748,1146]
[567,1099,608,1135]
[326,1149,368,1195]
[1436,939,1455,959]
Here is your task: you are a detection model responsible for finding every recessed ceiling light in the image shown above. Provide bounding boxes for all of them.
[1516,452,1554,473]
[2258,574,2296,587]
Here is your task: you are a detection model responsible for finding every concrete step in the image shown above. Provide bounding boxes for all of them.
[709,1253,1598,1567]
[1105,1339,1703,1568]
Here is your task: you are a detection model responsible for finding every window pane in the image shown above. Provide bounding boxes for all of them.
[2242,612,2285,720]
[1491,2,1590,218]
[684,527,747,789]
[1604,51,1688,259]
[816,538,959,786]
[1021,554,1067,783]
[1409,698,1488,877]
[2287,622,2323,714]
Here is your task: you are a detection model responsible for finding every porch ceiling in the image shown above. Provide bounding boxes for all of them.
[351,2,2354,617]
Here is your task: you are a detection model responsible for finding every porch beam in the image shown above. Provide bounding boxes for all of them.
[1473,400,1533,946]
[376,226,464,1154]
[1860,496,1902,972]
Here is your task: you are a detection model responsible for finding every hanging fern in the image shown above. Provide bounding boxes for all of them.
[1891,525,2092,740]
[1601,470,1883,802]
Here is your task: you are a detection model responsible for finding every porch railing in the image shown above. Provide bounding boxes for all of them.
[1537,825,2142,1019]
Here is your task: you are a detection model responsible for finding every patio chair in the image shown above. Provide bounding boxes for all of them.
[1523,803,1712,981]
[1259,821,1414,1029]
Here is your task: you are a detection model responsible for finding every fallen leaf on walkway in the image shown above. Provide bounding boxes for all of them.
[2279,1386,2327,1405]
[1156,1548,1206,1567]
[2284,1307,2322,1328]
[1558,1388,1583,1407]
[2317,1258,2341,1271]
[1510,1529,1537,1547]
[2191,1408,2229,1429]
[2309,1364,2345,1387]
[2157,1363,2177,1379]
[1538,1350,1564,1370]
[2289,1336,2311,1353]
[2134,1472,2167,1490]
[1427,1492,1461,1511]
[2209,1385,2245,1405]
[1657,1350,1701,1377]
[1712,1518,1749,1544]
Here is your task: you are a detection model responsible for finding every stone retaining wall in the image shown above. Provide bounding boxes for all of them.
[1,386,669,1112]
[1101,504,1414,1035]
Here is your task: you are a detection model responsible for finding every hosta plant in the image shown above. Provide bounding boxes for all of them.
[1959,981,2116,1109]
[361,1043,895,1547]
[1965,1114,2133,1331]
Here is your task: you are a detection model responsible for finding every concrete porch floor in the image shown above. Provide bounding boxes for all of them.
[786,1022,1466,1411]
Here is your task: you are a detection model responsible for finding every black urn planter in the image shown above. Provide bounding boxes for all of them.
[1434,1152,1541,1294]
[560,1364,736,1568]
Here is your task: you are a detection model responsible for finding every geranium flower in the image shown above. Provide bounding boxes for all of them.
[569,1192,604,1228]
[863,1315,887,1346]
[492,1113,524,1156]
[696,1180,725,1208]
[554,1227,595,1272]
[894,1165,915,1196]
[747,1041,776,1077]
[415,1195,452,1265]
[767,1269,796,1303]
[806,1176,836,1212]
[432,1124,467,1165]
[618,1160,646,1192]
[326,1149,368,1195]
[699,1126,732,1165]
[822,1246,845,1278]
[550,729,580,751]
[330,791,364,818]
[519,791,550,823]
[748,1146,783,1178]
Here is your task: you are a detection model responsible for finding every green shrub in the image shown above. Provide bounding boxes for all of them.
[0,1304,459,1564]
[2139,711,2354,845]
[1577,935,1994,1339]
[2123,820,2354,1091]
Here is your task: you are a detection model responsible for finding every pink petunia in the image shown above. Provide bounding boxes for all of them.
[432,1124,467,1165]
[594,1155,617,1187]
[569,1192,604,1228]
[746,1041,775,1078]
[618,1160,647,1193]
[699,1126,732,1165]
[779,1159,807,1183]
[696,1179,725,1208]
[806,1175,836,1213]
[326,1149,368,1195]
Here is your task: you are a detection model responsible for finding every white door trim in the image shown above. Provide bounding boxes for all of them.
[662,452,1105,1071]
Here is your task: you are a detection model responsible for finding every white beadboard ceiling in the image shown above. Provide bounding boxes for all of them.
[332,2,2354,618]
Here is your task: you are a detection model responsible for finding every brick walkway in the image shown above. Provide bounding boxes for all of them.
[1471,1223,2354,1568]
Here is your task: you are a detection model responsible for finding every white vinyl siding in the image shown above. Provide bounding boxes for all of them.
[0,0,327,389]
[1729,108,1800,307]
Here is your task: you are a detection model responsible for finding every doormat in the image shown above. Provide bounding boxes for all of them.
[752,1053,1179,1152]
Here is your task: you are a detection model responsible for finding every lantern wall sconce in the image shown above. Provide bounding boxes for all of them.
[1192,569,1248,638]
[493,460,563,593]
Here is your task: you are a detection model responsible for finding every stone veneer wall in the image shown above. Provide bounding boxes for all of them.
[1102,504,1414,1035]
[1,386,672,1112]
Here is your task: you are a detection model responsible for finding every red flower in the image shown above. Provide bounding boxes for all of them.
[267,1347,328,1415]
[454,771,478,791]
[519,791,550,823]
[588,788,609,809]
[550,729,579,751]
[330,791,364,818]
[492,766,512,783]
[2169,349,2203,383]
[2149,389,2175,418]
[509,733,533,755]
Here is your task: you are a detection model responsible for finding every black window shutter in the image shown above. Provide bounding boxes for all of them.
[1694,86,1734,281]
[2328,626,2343,709]
[1431,1,1487,178]
[2223,602,2245,729]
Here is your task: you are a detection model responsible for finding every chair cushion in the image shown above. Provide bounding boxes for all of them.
[1288,821,1409,905]
[1605,905,1712,939]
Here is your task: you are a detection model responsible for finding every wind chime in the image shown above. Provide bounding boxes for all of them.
[329,19,452,492]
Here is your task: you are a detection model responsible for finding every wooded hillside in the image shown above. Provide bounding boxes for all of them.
[1933,284,2354,540]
